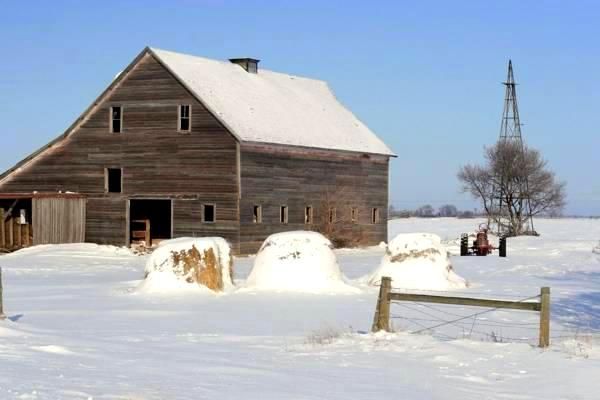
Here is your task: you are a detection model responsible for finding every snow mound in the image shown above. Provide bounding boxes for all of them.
[139,237,233,294]
[245,231,359,293]
[366,233,468,290]
[593,242,600,254]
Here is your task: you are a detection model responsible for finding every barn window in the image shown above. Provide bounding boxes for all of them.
[253,205,262,223]
[328,207,336,224]
[371,208,380,224]
[203,204,216,223]
[304,206,313,224]
[351,207,358,223]
[106,168,122,193]
[179,105,191,132]
[280,206,288,224]
[110,106,122,133]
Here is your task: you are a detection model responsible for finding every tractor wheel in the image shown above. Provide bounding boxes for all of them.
[499,236,507,258]
[460,234,469,256]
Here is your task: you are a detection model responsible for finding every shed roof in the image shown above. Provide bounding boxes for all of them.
[150,48,395,156]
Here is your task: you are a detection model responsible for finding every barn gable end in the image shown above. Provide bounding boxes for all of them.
[0,50,241,248]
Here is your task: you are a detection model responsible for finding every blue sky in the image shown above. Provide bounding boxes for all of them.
[1,0,598,215]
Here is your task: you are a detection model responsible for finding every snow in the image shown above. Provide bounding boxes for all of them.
[141,237,233,294]
[150,48,395,156]
[245,231,358,293]
[0,218,599,399]
[366,233,468,290]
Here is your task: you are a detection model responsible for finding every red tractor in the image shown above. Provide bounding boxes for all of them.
[460,223,507,257]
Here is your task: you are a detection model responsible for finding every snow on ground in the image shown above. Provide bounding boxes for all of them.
[365,232,468,290]
[0,218,599,399]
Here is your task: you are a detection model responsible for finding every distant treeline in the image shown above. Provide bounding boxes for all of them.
[389,204,479,219]
[389,204,598,219]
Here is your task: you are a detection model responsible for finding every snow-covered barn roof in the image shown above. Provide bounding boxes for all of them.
[150,48,395,156]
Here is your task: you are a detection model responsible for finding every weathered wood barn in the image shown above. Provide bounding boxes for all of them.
[0,47,395,254]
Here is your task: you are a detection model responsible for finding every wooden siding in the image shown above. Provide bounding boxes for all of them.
[85,198,127,245]
[172,198,240,253]
[239,143,389,254]
[0,53,239,246]
[32,197,86,245]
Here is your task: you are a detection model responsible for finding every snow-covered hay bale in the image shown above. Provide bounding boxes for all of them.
[367,233,467,290]
[245,231,358,293]
[140,237,233,293]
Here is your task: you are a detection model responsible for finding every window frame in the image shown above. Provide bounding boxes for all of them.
[351,207,358,224]
[253,205,262,224]
[202,203,217,224]
[105,167,123,194]
[178,104,192,132]
[371,207,380,224]
[304,205,313,224]
[280,205,288,224]
[110,105,123,133]
[328,207,336,224]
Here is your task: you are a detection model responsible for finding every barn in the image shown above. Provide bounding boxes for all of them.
[0,47,395,254]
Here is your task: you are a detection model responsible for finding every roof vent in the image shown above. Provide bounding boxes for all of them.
[229,58,260,74]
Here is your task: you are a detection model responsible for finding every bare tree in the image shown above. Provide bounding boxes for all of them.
[458,141,566,235]
[438,204,458,217]
[415,204,436,218]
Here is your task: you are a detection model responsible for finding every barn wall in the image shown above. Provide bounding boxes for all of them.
[172,197,240,253]
[239,143,389,254]
[0,53,239,246]
[32,197,86,245]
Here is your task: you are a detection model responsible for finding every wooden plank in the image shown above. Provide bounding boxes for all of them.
[145,219,151,247]
[24,223,30,246]
[539,287,551,348]
[388,292,541,312]
[8,218,13,247]
[16,221,21,247]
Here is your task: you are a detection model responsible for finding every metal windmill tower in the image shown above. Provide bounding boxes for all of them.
[489,60,536,236]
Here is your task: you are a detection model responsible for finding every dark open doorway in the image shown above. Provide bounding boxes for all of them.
[129,199,172,246]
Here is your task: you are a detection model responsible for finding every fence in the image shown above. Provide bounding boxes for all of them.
[372,276,551,348]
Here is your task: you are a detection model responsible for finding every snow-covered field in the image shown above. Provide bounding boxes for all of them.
[1,218,599,399]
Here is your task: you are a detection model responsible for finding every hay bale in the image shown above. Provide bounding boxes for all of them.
[142,237,233,293]
[366,233,468,290]
[245,231,358,293]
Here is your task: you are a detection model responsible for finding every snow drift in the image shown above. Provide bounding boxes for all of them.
[140,237,233,294]
[593,242,600,254]
[366,233,467,290]
[245,231,358,293]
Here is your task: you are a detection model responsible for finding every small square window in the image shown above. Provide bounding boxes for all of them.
[280,206,288,224]
[203,204,216,223]
[372,208,380,224]
[351,207,358,223]
[110,106,122,133]
[106,168,122,193]
[179,105,191,132]
[304,206,313,224]
[253,205,262,223]
[328,207,336,224]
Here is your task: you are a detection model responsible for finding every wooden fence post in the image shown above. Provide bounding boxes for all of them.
[0,267,5,320]
[539,286,550,348]
[372,276,392,332]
